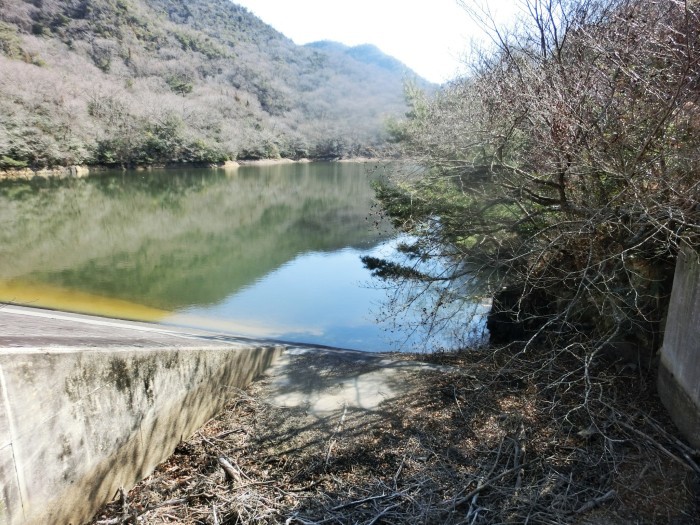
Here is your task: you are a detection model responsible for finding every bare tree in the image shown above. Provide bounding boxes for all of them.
[376,0,700,361]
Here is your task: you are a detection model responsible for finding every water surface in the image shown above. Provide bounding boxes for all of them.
[0,162,485,351]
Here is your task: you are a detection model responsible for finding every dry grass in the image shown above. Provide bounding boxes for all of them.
[90,346,699,525]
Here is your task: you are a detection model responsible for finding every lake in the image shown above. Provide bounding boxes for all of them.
[0,162,486,351]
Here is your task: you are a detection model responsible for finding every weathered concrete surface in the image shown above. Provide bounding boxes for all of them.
[658,247,700,449]
[260,346,451,417]
[0,306,281,525]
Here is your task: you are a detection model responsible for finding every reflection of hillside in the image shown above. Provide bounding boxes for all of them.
[0,163,390,309]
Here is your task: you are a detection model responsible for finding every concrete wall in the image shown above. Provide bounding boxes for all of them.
[0,344,281,525]
[658,247,700,450]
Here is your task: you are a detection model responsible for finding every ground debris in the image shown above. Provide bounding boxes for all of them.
[90,347,699,525]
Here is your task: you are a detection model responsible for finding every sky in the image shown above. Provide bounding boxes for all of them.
[231,0,518,84]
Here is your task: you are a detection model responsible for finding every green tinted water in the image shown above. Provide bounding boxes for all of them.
[0,162,486,351]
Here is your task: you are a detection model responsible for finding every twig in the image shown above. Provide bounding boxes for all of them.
[215,428,245,439]
[453,384,468,420]
[96,488,135,525]
[150,497,188,508]
[367,502,402,525]
[393,455,407,486]
[285,515,335,525]
[466,491,482,525]
[575,489,616,514]
[325,402,348,467]
[641,415,700,470]
[680,450,700,476]
[331,491,405,512]
[286,479,324,492]
[514,422,525,492]
[324,439,336,467]
[219,456,242,483]
[617,421,698,473]
[444,459,538,508]
[200,433,224,453]
[119,487,128,523]
[237,479,276,490]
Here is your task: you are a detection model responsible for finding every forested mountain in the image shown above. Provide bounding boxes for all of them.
[305,41,410,76]
[0,0,432,169]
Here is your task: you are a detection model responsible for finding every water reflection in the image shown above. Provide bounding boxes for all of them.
[0,163,385,304]
[170,244,397,350]
[0,163,485,351]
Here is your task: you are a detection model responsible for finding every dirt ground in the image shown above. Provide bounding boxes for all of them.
[90,346,700,525]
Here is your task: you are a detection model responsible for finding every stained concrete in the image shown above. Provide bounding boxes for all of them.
[0,306,282,525]
[658,247,700,449]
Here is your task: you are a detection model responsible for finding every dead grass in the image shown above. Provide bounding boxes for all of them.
[90,346,700,525]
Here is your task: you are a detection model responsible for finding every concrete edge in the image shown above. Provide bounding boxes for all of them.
[0,343,282,525]
[657,358,700,450]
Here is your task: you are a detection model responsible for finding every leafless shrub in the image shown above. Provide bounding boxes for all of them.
[380,0,700,357]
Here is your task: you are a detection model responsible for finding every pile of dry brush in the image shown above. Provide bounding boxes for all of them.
[91,346,699,525]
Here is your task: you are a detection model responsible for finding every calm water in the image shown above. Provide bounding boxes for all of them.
[0,162,485,351]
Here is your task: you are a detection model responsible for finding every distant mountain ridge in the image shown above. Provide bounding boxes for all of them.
[0,0,434,169]
[305,41,412,76]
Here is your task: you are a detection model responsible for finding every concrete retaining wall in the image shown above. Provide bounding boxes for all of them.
[0,343,281,525]
[658,247,700,449]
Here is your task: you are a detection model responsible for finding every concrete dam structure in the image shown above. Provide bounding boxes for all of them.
[658,247,700,450]
[0,306,282,525]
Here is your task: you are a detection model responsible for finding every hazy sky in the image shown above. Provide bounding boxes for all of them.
[232,0,518,84]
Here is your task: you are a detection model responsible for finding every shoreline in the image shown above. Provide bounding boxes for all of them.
[0,157,388,181]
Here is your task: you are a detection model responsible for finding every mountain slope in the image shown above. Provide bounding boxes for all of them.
[0,0,433,168]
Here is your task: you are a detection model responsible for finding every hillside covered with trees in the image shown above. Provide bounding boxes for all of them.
[0,0,431,169]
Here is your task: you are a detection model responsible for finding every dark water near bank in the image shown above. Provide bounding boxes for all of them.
[0,162,485,351]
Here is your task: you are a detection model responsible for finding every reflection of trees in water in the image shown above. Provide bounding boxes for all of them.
[363,236,489,352]
[0,163,391,309]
